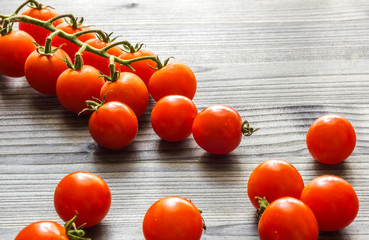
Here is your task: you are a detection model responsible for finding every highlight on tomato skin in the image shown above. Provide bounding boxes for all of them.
[306,114,356,164]
[142,196,204,240]
[247,159,304,209]
[258,197,319,240]
[300,175,359,232]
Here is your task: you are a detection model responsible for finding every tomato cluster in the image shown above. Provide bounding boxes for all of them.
[1,1,361,240]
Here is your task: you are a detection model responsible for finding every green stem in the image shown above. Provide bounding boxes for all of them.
[72,29,105,38]
[43,29,61,54]
[46,13,76,25]
[1,14,160,68]
[13,0,35,15]
[74,44,87,70]
[256,197,269,218]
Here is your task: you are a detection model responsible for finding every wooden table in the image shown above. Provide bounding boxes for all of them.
[1,0,369,239]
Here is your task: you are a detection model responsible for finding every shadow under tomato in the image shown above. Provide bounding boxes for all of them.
[84,223,111,240]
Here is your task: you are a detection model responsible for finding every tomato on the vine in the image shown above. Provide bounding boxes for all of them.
[306,114,356,164]
[258,197,319,240]
[86,100,139,150]
[52,21,96,58]
[143,196,204,240]
[19,5,63,45]
[54,171,111,228]
[116,44,157,87]
[100,72,149,118]
[83,36,124,76]
[56,65,105,114]
[300,175,359,231]
[0,30,36,77]
[192,105,257,154]
[148,62,197,101]
[247,159,304,209]
[24,47,71,95]
[151,95,198,142]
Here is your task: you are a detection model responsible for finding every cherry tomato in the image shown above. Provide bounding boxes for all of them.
[19,6,63,45]
[15,221,68,240]
[247,159,304,209]
[83,38,124,76]
[0,30,36,77]
[56,65,105,114]
[151,95,198,142]
[54,171,111,228]
[306,114,356,164]
[148,62,197,101]
[192,105,247,154]
[300,175,359,231]
[143,196,204,240]
[88,101,138,149]
[24,47,71,95]
[258,197,319,240]
[100,72,149,118]
[52,22,96,58]
[117,48,157,87]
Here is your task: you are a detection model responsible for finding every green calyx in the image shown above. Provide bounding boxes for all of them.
[65,16,88,29]
[256,196,269,218]
[122,42,145,53]
[150,56,174,70]
[96,31,119,43]
[64,213,91,240]
[242,120,259,136]
[79,92,110,116]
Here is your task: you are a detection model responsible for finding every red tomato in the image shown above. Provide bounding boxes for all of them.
[192,105,243,154]
[56,65,105,114]
[0,30,36,77]
[54,171,111,228]
[306,114,356,164]
[143,196,204,240]
[24,47,71,95]
[88,101,138,149]
[148,62,197,101]
[300,175,359,231]
[15,221,68,240]
[151,95,198,142]
[117,49,157,87]
[19,6,63,45]
[258,197,319,240]
[83,38,124,76]
[100,72,149,118]
[52,22,96,59]
[247,159,304,209]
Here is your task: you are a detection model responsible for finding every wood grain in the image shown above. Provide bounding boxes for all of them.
[1,0,369,239]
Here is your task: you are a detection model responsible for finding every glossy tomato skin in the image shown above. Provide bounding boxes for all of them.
[151,95,198,142]
[117,49,157,87]
[56,65,105,114]
[19,7,63,45]
[258,197,319,240]
[306,114,356,164]
[51,22,96,59]
[300,175,359,231]
[247,159,304,209]
[89,101,138,149]
[83,38,124,76]
[0,30,36,77]
[54,171,111,228]
[15,221,68,240]
[24,48,71,95]
[100,72,149,118]
[148,62,197,101]
[143,196,203,240]
[192,105,242,154]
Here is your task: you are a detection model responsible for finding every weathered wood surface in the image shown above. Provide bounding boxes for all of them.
[1,0,369,239]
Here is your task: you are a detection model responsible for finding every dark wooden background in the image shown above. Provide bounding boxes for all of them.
[1,0,369,239]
